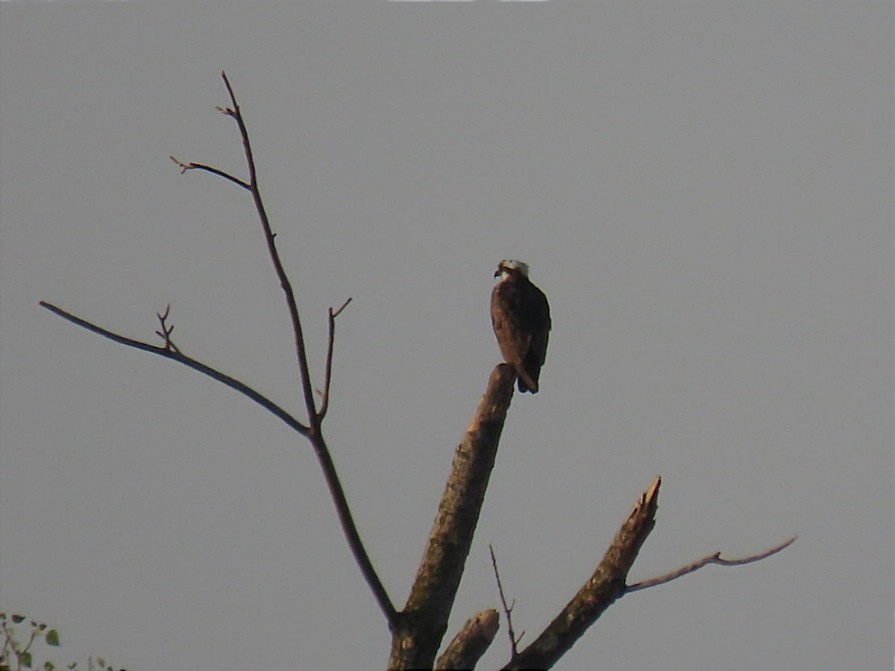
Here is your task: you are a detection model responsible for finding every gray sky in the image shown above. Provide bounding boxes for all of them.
[0,3,891,670]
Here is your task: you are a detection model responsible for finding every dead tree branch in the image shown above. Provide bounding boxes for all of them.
[175,71,396,627]
[500,478,794,670]
[625,535,797,593]
[41,71,398,630]
[211,70,319,430]
[504,477,662,670]
[388,363,516,670]
[38,301,309,436]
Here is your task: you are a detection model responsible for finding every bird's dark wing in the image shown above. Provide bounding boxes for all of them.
[491,282,538,391]
[519,282,551,392]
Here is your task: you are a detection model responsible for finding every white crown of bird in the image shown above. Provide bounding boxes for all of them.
[497,259,530,278]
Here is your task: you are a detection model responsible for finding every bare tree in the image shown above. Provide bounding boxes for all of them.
[40,73,794,671]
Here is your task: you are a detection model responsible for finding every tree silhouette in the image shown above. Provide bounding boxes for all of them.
[40,72,794,671]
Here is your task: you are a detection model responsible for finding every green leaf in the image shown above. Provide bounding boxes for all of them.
[45,629,60,646]
[11,615,25,624]
[21,651,32,668]
[96,658,105,668]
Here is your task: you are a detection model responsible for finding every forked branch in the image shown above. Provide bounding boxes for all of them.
[172,72,396,627]
[503,477,794,669]
[154,304,181,354]
[504,477,662,670]
[41,71,397,629]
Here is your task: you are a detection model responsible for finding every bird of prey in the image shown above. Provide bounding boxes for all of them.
[491,259,551,393]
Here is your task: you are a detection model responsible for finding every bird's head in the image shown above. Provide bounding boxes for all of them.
[495,259,530,280]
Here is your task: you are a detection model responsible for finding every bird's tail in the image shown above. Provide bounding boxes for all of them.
[515,368,539,394]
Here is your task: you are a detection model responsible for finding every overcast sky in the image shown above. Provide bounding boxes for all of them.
[0,3,891,670]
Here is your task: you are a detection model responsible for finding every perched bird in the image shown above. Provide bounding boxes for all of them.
[491,259,551,393]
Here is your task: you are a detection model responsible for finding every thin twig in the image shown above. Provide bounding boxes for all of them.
[318,297,352,420]
[489,544,523,656]
[169,157,251,190]
[39,301,308,436]
[625,536,797,593]
[154,304,181,354]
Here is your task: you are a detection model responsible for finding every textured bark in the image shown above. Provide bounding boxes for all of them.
[503,477,662,670]
[387,364,516,670]
[434,609,499,670]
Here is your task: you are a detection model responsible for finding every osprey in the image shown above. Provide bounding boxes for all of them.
[491,259,551,393]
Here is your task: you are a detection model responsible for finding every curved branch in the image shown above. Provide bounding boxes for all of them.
[625,535,797,593]
[39,301,308,436]
[169,156,250,190]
